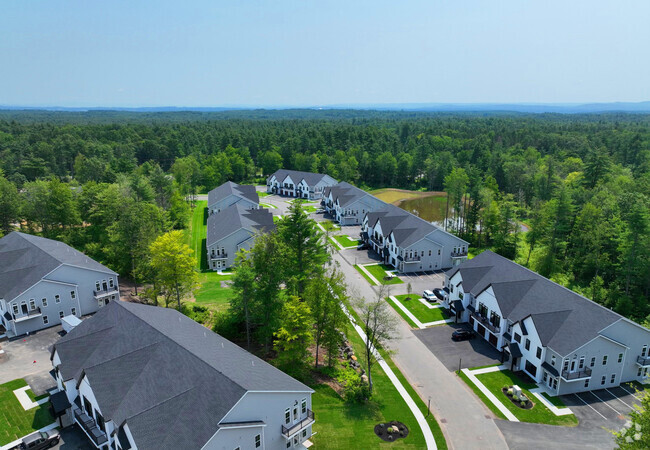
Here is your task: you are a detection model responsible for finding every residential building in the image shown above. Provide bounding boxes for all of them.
[267,169,337,200]
[50,300,314,450]
[444,250,650,395]
[322,182,386,226]
[207,181,259,215]
[361,204,469,273]
[206,204,275,270]
[0,232,119,338]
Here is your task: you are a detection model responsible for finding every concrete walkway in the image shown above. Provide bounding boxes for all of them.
[418,298,446,309]
[0,422,58,450]
[357,264,381,285]
[461,366,519,422]
[333,251,509,449]
[529,388,574,416]
[13,386,49,410]
[341,304,437,449]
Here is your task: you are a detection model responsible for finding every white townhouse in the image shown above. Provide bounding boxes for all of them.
[361,204,469,273]
[50,300,314,450]
[267,169,337,200]
[322,182,386,226]
[0,232,119,338]
[444,251,650,395]
[206,204,276,270]
[207,181,259,215]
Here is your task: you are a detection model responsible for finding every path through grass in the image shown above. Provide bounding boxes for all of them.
[392,294,450,323]
[0,379,54,446]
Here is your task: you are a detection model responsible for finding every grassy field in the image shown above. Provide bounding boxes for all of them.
[0,379,54,446]
[187,201,209,271]
[258,191,271,197]
[392,294,450,323]
[332,235,360,248]
[369,188,436,204]
[320,220,339,232]
[474,370,578,426]
[312,319,447,449]
[364,264,404,285]
[259,202,278,209]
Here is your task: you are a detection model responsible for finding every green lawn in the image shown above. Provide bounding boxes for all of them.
[259,202,278,209]
[320,220,339,232]
[194,272,233,313]
[541,392,569,408]
[363,264,404,285]
[474,370,578,426]
[386,297,418,328]
[187,201,209,271]
[303,205,318,213]
[332,235,360,249]
[25,389,48,403]
[457,371,507,420]
[0,379,54,446]
[391,294,450,323]
[312,319,447,449]
[258,191,271,197]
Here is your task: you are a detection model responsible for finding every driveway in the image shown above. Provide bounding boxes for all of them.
[0,326,62,392]
[52,426,95,450]
[414,323,503,371]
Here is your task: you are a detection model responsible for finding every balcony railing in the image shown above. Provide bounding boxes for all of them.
[74,408,108,447]
[401,254,421,262]
[470,311,501,334]
[93,287,118,297]
[561,367,592,380]
[210,253,228,260]
[370,236,383,247]
[637,356,650,366]
[14,307,42,322]
[282,410,315,438]
[451,250,468,258]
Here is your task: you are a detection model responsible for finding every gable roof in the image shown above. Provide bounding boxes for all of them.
[447,250,627,356]
[0,232,116,301]
[269,169,336,187]
[323,182,378,208]
[206,204,275,246]
[207,181,259,208]
[53,301,311,450]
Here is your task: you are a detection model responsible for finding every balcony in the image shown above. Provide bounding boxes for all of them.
[93,287,119,298]
[282,410,315,438]
[451,250,468,258]
[470,311,501,334]
[14,307,42,322]
[637,356,650,366]
[74,408,108,447]
[210,253,228,260]
[370,236,384,247]
[398,254,421,263]
[561,367,592,381]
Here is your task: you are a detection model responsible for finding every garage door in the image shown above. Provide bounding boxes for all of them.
[469,316,475,327]
[476,323,486,338]
[488,332,498,347]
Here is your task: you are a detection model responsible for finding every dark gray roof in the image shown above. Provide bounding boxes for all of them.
[0,232,116,301]
[323,182,377,208]
[541,361,559,377]
[448,251,625,356]
[506,342,523,358]
[52,301,311,450]
[207,181,259,207]
[269,169,337,187]
[206,204,275,246]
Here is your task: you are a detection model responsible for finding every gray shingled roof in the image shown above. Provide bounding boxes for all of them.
[0,232,116,301]
[52,301,311,450]
[206,204,275,246]
[447,251,625,356]
[269,169,336,187]
[207,181,259,208]
[323,182,376,208]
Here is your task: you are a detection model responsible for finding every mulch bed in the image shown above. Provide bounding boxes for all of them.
[502,388,534,410]
[374,421,409,442]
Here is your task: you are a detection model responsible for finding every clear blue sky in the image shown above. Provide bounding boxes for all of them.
[1,0,649,107]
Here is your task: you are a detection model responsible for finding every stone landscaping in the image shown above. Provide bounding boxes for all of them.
[374,421,409,442]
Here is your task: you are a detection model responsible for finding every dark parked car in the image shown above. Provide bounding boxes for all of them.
[356,242,369,250]
[19,430,60,449]
[432,288,446,300]
[451,330,476,341]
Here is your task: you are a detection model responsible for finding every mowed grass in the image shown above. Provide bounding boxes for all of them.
[392,294,451,323]
[332,235,360,248]
[187,201,209,271]
[193,272,233,313]
[0,379,54,445]
[311,320,447,449]
[474,370,578,426]
[386,297,418,328]
[319,220,339,232]
[369,188,431,204]
[364,264,404,285]
[541,392,569,408]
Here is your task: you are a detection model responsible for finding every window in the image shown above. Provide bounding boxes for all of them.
[536,347,542,359]
[301,398,307,414]
[285,409,290,424]
[563,359,569,372]
[579,356,585,369]
[514,333,521,343]
[477,302,488,318]
[429,250,432,256]
[524,360,537,377]
[59,311,64,319]
[302,429,307,438]
[255,434,261,448]
[29,299,35,310]
[55,295,60,304]
[584,379,590,388]
[601,376,606,385]
[590,357,595,367]
[43,316,48,325]
[525,339,531,351]
[611,374,616,384]
[489,311,501,328]
[42,298,47,307]
[71,290,76,299]
[438,249,441,255]
[618,353,623,363]
[551,355,556,366]
[71,308,76,316]
[602,355,608,365]
[286,441,291,448]
[95,281,100,291]
[12,304,18,315]
[543,371,548,382]
[643,345,648,357]
[639,367,643,377]
[109,278,114,288]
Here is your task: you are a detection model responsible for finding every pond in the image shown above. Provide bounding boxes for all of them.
[398,194,448,225]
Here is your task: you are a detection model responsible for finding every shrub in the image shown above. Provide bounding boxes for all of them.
[507,388,514,396]
[520,401,527,407]
[337,367,371,403]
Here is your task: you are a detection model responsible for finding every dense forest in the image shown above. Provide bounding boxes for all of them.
[0,110,648,321]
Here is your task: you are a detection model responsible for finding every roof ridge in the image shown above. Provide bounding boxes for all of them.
[122,385,196,426]
[82,341,160,372]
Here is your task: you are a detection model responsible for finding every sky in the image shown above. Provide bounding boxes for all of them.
[1,0,649,107]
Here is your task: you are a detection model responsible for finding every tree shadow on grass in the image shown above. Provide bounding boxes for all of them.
[199,238,209,272]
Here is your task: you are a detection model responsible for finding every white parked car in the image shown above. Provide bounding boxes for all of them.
[423,290,437,302]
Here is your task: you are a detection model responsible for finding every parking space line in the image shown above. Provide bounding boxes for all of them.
[606,388,635,410]
[618,383,642,400]
[589,391,622,415]
[573,393,608,420]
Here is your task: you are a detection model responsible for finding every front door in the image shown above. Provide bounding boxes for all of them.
[570,360,576,372]
[488,333,498,347]
[21,303,28,314]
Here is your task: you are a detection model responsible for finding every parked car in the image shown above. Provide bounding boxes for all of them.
[422,290,437,302]
[356,242,369,250]
[451,330,476,341]
[432,288,446,300]
[19,430,60,449]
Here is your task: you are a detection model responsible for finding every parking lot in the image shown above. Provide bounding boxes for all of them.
[413,322,503,371]
[561,383,643,425]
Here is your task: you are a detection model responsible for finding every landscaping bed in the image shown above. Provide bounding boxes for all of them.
[0,379,54,446]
